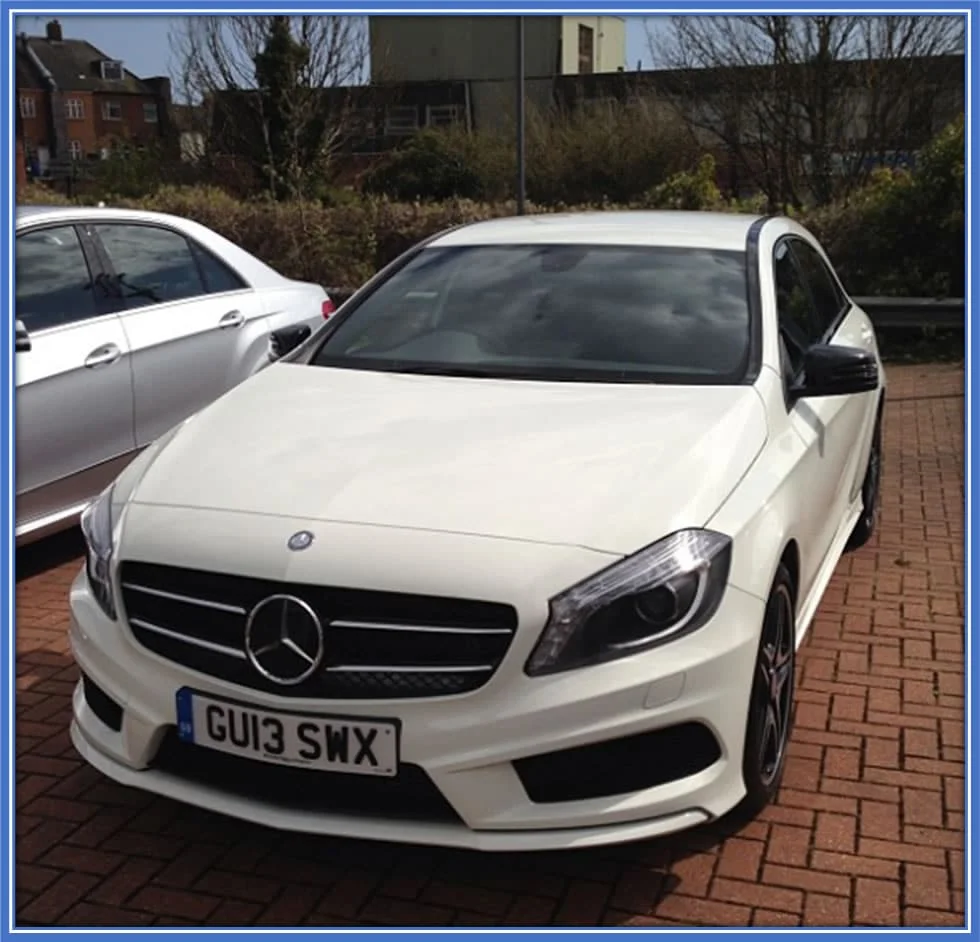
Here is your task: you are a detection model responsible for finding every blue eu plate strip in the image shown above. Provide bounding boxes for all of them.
[175,687,195,743]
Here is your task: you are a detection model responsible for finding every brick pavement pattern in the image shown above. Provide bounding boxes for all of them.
[15,362,965,928]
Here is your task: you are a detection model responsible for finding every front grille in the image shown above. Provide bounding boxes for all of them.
[514,722,722,803]
[119,561,518,700]
[151,728,461,823]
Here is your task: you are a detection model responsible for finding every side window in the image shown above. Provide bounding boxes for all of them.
[16,226,99,332]
[790,239,846,338]
[94,224,205,308]
[774,241,816,378]
[190,243,249,294]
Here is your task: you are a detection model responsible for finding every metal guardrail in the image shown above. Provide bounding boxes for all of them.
[326,288,963,331]
[854,297,964,330]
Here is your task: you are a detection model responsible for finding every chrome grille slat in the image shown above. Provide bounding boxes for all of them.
[129,617,247,660]
[119,561,518,700]
[328,618,512,637]
[122,582,247,615]
[324,664,494,674]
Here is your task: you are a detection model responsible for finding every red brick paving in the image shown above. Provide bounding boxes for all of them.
[15,362,965,927]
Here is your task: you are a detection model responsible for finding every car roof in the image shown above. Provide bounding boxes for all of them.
[16,204,183,226]
[429,211,766,252]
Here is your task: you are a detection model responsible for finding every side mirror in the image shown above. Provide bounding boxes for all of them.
[270,323,312,360]
[15,320,31,353]
[792,343,878,399]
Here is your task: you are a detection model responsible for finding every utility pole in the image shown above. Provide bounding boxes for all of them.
[516,15,526,214]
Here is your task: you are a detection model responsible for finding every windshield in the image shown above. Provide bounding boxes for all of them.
[310,243,752,384]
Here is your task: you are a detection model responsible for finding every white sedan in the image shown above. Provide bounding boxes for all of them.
[15,205,332,545]
[67,211,884,851]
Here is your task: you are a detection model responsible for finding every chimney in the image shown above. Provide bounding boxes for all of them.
[46,19,63,41]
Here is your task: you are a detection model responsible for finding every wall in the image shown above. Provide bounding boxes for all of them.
[559,17,626,74]
[16,139,27,187]
[370,16,562,83]
[61,90,97,156]
[469,77,554,133]
[93,93,163,149]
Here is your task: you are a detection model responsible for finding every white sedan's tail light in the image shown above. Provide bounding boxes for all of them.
[322,297,336,319]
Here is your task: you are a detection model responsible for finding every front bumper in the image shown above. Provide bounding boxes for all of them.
[70,573,763,850]
[69,557,764,852]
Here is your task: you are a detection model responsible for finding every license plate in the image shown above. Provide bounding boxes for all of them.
[175,689,398,777]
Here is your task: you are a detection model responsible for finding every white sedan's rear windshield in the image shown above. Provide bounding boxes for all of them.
[312,244,752,384]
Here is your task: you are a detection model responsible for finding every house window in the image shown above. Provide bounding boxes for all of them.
[384,106,418,136]
[578,24,595,74]
[69,140,83,160]
[19,96,36,119]
[101,60,124,81]
[426,104,463,128]
[143,102,159,123]
[65,98,85,120]
[102,100,122,121]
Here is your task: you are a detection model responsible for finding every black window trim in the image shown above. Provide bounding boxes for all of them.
[299,222,766,386]
[783,234,852,344]
[772,234,820,391]
[15,222,118,335]
[188,239,251,296]
[86,220,251,312]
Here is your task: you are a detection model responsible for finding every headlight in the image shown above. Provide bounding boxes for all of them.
[525,529,732,676]
[80,484,116,620]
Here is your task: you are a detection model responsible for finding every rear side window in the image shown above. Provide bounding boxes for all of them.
[16,225,99,331]
[192,243,249,294]
[94,223,205,308]
[790,239,846,337]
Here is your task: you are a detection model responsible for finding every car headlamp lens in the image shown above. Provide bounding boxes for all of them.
[80,485,116,620]
[525,529,732,676]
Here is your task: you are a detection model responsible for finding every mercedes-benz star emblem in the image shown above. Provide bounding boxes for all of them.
[287,530,315,551]
[244,594,324,685]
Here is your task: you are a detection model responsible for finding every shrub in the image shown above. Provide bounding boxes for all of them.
[17,118,962,299]
[523,99,697,205]
[640,155,724,211]
[362,128,505,202]
[807,115,964,298]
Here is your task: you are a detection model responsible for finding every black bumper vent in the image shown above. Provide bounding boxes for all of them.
[514,722,722,803]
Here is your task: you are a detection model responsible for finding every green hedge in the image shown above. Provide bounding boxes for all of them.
[19,118,963,298]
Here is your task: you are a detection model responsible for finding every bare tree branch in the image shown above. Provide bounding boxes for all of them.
[169,16,370,196]
[649,15,963,208]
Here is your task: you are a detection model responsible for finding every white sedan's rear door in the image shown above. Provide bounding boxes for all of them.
[91,220,271,447]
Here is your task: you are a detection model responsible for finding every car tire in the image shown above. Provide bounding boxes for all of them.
[846,413,883,552]
[738,563,796,820]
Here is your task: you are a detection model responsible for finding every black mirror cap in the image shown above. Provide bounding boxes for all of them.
[15,320,31,354]
[793,343,879,399]
[270,323,313,360]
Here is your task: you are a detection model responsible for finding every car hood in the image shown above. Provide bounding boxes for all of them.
[129,364,768,556]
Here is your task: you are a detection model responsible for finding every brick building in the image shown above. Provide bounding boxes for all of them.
[16,19,173,178]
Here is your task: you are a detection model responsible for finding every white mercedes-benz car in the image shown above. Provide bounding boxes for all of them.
[67,211,884,851]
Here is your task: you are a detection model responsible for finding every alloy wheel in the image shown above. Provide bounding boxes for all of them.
[756,583,794,788]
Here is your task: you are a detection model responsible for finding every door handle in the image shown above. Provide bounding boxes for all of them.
[84,344,121,368]
[219,310,245,329]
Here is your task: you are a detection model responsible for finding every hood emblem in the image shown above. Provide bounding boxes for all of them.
[287,530,315,551]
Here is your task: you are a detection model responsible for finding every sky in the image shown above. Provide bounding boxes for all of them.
[16,14,659,85]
